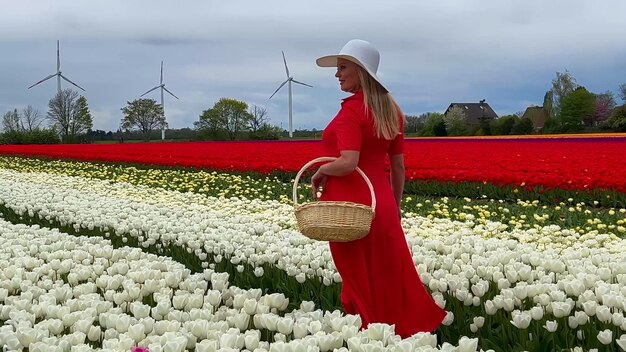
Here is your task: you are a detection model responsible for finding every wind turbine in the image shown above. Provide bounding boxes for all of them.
[269,51,312,138]
[140,61,179,140]
[28,40,85,94]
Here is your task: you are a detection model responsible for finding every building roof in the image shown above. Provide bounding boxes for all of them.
[522,106,548,130]
[444,100,498,126]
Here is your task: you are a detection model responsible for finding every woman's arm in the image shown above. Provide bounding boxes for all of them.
[311,151,360,198]
[389,153,405,207]
[318,150,360,176]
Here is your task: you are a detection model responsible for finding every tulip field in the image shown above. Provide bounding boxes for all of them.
[0,136,625,351]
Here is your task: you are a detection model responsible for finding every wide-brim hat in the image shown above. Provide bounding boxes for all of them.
[316,39,388,92]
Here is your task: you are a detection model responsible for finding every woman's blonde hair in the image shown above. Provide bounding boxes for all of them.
[357,67,403,140]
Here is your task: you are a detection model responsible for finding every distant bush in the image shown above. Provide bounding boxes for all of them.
[0,129,60,144]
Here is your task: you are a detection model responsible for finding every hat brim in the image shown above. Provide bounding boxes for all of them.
[316,54,388,92]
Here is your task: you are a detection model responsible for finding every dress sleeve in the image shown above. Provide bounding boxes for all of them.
[335,106,362,151]
[388,114,404,155]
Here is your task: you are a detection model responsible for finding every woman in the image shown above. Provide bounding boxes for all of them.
[311,39,446,338]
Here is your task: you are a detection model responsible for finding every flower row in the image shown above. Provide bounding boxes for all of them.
[1,137,625,192]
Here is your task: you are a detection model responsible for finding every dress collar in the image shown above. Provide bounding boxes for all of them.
[341,91,364,104]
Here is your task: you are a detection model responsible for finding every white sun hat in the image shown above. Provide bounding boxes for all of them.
[316,39,387,92]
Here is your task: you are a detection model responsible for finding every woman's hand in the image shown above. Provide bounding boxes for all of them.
[311,169,328,200]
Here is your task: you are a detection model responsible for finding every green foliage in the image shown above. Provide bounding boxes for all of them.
[559,86,595,132]
[121,98,165,141]
[490,115,518,135]
[196,98,252,141]
[607,105,626,131]
[510,117,534,135]
[419,113,447,136]
[543,91,554,119]
[249,123,282,140]
[443,106,468,136]
[1,129,60,144]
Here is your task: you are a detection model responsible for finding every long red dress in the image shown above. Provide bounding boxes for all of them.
[320,91,446,338]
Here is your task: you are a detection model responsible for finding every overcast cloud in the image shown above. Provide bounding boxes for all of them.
[1,0,625,132]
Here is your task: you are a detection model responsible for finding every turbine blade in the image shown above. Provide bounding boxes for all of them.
[60,74,85,91]
[160,61,163,85]
[28,73,57,89]
[140,86,160,97]
[282,51,290,78]
[163,86,179,99]
[292,79,313,88]
[269,80,289,99]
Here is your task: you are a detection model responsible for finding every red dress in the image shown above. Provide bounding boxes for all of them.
[320,91,446,338]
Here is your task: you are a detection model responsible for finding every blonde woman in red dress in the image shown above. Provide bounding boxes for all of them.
[311,39,446,338]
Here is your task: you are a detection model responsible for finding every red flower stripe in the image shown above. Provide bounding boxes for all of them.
[0,138,624,193]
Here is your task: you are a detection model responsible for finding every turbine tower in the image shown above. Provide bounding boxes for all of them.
[28,40,85,93]
[269,51,312,138]
[140,61,179,140]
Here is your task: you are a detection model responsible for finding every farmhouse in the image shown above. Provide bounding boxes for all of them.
[444,99,498,128]
[521,106,548,131]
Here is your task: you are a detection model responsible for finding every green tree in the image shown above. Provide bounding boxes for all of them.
[73,96,93,139]
[607,105,626,131]
[490,115,518,135]
[559,86,595,131]
[443,106,467,136]
[196,98,251,141]
[121,98,165,141]
[543,90,554,119]
[419,113,446,136]
[48,89,92,143]
[510,117,534,135]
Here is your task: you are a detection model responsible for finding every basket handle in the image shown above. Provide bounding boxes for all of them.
[292,157,377,212]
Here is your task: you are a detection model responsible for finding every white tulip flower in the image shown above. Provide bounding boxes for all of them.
[597,329,613,345]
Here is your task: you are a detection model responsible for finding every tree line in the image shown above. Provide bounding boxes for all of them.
[3,75,626,144]
[1,89,93,144]
[408,74,626,137]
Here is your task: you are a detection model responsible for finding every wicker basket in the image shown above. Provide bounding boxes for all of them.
[293,157,376,242]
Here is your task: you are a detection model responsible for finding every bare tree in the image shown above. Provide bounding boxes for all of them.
[48,89,93,143]
[619,83,626,102]
[248,105,269,132]
[22,105,45,132]
[1,109,21,133]
[549,70,578,118]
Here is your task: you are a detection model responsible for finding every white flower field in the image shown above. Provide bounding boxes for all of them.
[0,156,625,351]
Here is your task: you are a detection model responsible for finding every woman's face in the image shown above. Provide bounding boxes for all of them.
[335,58,361,93]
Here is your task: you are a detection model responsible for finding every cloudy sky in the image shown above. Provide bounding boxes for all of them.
[1,1,625,133]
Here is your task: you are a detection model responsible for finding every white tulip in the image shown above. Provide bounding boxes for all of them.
[597,329,613,345]
[616,334,626,351]
[195,339,218,352]
[543,320,558,332]
[510,310,531,329]
[87,326,101,342]
[457,336,479,352]
[529,306,544,321]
